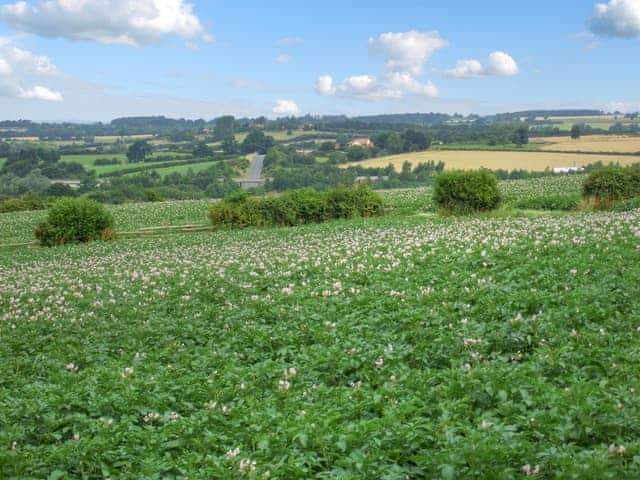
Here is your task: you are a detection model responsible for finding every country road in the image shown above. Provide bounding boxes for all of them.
[247,154,265,181]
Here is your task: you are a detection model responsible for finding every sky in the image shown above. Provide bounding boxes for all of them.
[0,0,639,121]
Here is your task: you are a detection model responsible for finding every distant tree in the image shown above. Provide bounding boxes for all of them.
[193,141,213,158]
[570,124,582,140]
[46,183,76,197]
[386,133,404,154]
[318,141,336,152]
[241,131,275,154]
[400,161,413,182]
[126,140,152,163]
[402,129,431,152]
[346,145,369,162]
[512,125,529,146]
[214,116,236,141]
[222,136,240,155]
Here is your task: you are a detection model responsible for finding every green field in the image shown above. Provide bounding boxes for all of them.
[1,181,640,477]
[61,152,192,175]
[130,159,222,177]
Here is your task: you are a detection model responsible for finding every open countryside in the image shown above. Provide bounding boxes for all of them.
[2,1,640,478]
[347,149,640,171]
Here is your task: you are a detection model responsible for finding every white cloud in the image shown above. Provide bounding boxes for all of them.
[368,30,448,76]
[315,72,438,101]
[315,75,336,96]
[275,54,292,64]
[0,0,212,47]
[0,58,12,76]
[590,0,640,38]
[0,37,62,101]
[445,59,484,79]
[485,51,519,76]
[19,85,63,101]
[276,36,303,46]
[272,99,300,117]
[317,30,444,102]
[446,51,519,78]
[386,72,439,97]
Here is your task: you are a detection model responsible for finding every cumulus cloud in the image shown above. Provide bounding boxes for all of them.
[0,0,212,47]
[590,0,640,38]
[315,72,438,101]
[276,36,303,46]
[19,85,63,101]
[368,30,448,76]
[446,51,519,78]
[272,99,300,117]
[0,38,62,101]
[315,75,336,96]
[275,54,292,64]
[317,30,444,102]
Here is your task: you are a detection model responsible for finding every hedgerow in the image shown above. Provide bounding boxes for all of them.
[209,185,384,229]
[582,166,640,207]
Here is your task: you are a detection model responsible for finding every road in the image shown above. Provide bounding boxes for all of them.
[247,154,265,181]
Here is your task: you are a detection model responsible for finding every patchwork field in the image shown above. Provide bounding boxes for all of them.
[533,135,640,153]
[348,150,640,171]
[1,192,640,478]
[60,152,193,175]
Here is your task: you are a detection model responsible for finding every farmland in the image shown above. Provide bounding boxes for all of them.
[348,150,640,172]
[60,152,193,176]
[533,135,640,154]
[2,184,640,478]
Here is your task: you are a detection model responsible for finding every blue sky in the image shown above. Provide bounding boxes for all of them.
[0,0,638,121]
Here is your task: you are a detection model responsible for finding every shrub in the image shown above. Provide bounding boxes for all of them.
[433,169,501,214]
[35,198,115,247]
[0,194,45,213]
[209,185,384,229]
[514,193,581,211]
[582,166,640,207]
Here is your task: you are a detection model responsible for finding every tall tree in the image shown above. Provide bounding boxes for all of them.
[126,140,153,163]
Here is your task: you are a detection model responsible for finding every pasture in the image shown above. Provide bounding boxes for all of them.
[533,135,640,154]
[1,185,639,477]
[348,150,640,172]
[60,152,193,175]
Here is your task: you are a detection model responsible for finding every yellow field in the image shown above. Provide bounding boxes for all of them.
[346,150,640,172]
[94,134,155,143]
[532,135,640,153]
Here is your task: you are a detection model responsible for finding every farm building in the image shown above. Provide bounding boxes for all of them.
[348,138,374,148]
[553,167,585,174]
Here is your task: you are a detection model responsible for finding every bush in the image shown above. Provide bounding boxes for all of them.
[433,169,501,214]
[514,193,581,211]
[0,194,45,213]
[35,198,115,247]
[582,166,640,207]
[209,185,384,229]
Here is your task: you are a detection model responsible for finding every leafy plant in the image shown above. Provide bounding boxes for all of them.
[35,197,115,246]
[433,169,501,214]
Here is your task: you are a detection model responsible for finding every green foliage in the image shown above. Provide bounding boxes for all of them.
[222,136,240,154]
[0,193,45,213]
[241,131,275,154]
[433,169,502,214]
[192,141,214,158]
[126,140,153,163]
[34,198,115,246]
[514,193,581,211]
[209,185,384,229]
[582,166,640,205]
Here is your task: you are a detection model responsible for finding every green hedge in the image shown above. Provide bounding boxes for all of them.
[514,193,581,211]
[582,166,640,206]
[209,185,384,229]
[433,169,501,214]
[35,198,115,247]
